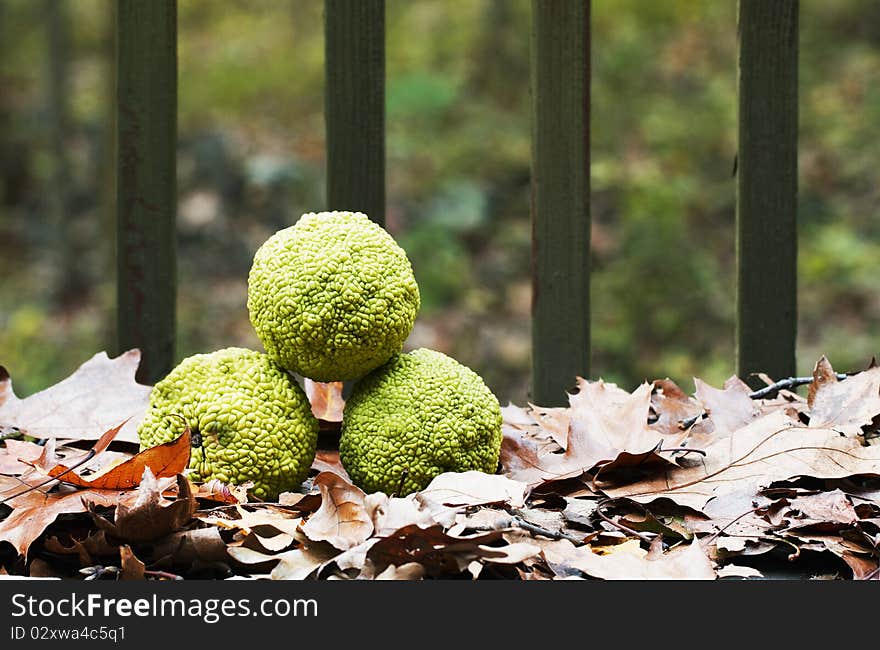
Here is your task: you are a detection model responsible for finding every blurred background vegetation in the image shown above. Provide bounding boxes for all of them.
[1,0,879,403]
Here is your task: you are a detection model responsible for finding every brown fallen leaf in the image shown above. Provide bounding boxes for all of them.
[372,562,425,580]
[0,440,45,475]
[366,524,504,577]
[651,379,702,436]
[0,485,142,556]
[417,471,528,509]
[150,527,229,568]
[600,410,880,512]
[43,530,120,568]
[301,472,373,550]
[502,379,682,487]
[365,493,439,537]
[48,429,191,489]
[0,350,150,444]
[200,505,305,553]
[543,538,715,580]
[694,375,760,437]
[88,470,196,542]
[808,360,880,437]
[119,545,146,580]
[228,542,338,580]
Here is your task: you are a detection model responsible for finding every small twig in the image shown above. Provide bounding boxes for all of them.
[703,506,761,544]
[510,515,587,544]
[594,505,655,545]
[654,446,706,458]
[749,373,848,400]
[145,569,184,581]
[679,372,850,430]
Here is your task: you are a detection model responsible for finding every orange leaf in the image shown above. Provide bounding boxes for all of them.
[48,429,191,489]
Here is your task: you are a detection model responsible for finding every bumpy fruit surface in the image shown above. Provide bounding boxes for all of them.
[340,348,502,495]
[137,347,318,500]
[247,211,420,381]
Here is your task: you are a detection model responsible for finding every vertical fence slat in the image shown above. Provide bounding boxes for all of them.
[116,0,177,384]
[736,0,798,385]
[530,0,591,406]
[325,0,385,225]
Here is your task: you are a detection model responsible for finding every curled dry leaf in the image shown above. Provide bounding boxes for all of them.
[0,350,150,444]
[88,470,196,542]
[365,493,438,537]
[119,545,146,580]
[227,543,338,580]
[301,472,373,550]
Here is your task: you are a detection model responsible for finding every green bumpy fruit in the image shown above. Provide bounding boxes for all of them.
[137,347,318,500]
[247,211,421,381]
[339,348,502,495]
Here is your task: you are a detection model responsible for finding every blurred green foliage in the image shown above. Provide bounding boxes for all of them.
[1,0,879,403]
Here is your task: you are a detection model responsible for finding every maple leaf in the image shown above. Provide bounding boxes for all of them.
[301,472,373,550]
[0,350,150,444]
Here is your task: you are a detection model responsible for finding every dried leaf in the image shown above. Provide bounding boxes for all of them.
[119,545,146,580]
[417,471,527,509]
[48,429,191,489]
[365,493,438,537]
[809,365,880,436]
[0,350,150,444]
[0,440,45,475]
[694,376,760,437]
[301,472,373,550]
[544,539,715,580]
[808,356,838,409]
[502,380,681,487]
[88,471,196,542]
[600,410,880,512]
[310,450,351,482]
[304,380,345,423]
[716,565,763,579]
[0,484,145,556]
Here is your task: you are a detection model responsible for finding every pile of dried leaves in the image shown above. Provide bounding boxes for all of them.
[1,351,878,580]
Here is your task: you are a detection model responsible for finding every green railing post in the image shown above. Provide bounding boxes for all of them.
[116,0,177,384]
[324,0,385,226]
[736,0,798,385]
[530,0,591,406]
